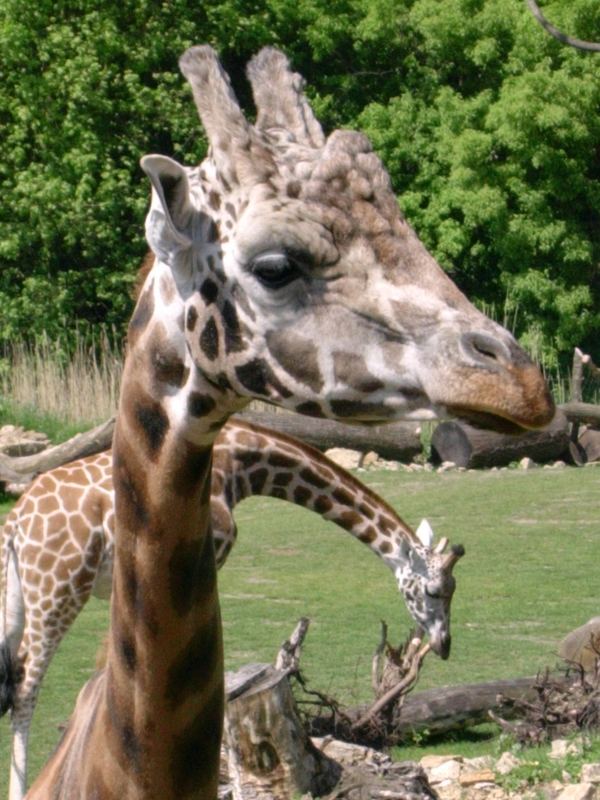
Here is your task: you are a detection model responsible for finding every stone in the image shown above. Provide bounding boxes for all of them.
[559,617,600,674]
[428,759,462,784]
[420,754,462,770]
[323,447,362,470]
[464,756,495,771]
[438,461,456,472]
[580,763,600,783]
[459,769,496,786]
[0,424,49,457]
[555,784,596,800]
[360,450,379,468]
[550,739,583,760]
[496,751,521,775]
[519,457,535,470]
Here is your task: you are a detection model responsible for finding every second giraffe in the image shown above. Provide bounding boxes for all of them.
[0,417,462,800]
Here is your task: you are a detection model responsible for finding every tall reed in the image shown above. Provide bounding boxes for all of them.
[0,328,123,427]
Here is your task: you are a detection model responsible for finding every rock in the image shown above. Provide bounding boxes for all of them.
[420,754,462,770]
[496,751,521,775]
[323,447,362,470]
[428,759,461,784]
[558,617,600,674]
[550,739,583,760]
[546,780,569,798]
[0,424,49,457]
[519,457,535,470]
[463,756,495,771]
[360,450,379,468]
[555,784,596,800]
[580,763,600,783]
[459,768,496,786]
[438,461,456,473]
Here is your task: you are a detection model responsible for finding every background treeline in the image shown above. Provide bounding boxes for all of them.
[0,0,598,368]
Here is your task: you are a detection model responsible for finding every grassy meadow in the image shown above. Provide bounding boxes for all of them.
[0,463,598,793]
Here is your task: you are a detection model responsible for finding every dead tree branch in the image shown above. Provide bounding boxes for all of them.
[526,0,600,52]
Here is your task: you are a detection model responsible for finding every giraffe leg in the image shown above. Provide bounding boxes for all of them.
[9,711,30,800]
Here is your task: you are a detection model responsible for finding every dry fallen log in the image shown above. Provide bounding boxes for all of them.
[0,417,115,486]
[430,409,569,469]
[560,402,600,430]
[237,411,422,463]
[491,664,600,745]
[577,428,600,463]
[392,676,569,739]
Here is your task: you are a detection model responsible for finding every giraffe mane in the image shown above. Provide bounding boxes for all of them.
[132,250,155,301]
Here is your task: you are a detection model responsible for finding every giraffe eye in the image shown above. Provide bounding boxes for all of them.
[248,250,306,289]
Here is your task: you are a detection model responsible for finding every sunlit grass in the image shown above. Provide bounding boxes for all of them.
[0,465,598,793]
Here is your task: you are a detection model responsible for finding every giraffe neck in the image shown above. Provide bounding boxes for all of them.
[216,418,417,570]
[101,287,239,796]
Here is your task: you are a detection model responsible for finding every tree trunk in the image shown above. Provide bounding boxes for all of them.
[430,409,569,469]
[237,411,422,463]
[0,417,115,487]
[578,428,600,463]
[224,664,340,799]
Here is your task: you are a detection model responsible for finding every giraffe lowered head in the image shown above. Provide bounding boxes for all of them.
[138,45,554,435]
[390,519,463,659]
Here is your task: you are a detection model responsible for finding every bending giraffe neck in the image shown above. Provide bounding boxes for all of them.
[215,418,417,568]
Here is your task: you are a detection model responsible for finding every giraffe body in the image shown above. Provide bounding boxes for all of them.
[1,418,457,800]
[22,45,552,799]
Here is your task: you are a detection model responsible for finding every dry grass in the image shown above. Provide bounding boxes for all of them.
[0,329,123,427]
[0,328,596,436]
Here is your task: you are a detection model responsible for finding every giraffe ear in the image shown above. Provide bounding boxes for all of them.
[415,518,434,548]
[141,154,196,261]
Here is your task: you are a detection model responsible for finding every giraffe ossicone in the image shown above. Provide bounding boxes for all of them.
[415,518,434,548]
[1,418,460,800]
[23,44,552,799]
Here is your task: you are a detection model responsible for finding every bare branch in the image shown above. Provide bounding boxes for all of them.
[526,0,600,52]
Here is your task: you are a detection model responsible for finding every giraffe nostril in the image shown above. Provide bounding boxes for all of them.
[461,332,511,370]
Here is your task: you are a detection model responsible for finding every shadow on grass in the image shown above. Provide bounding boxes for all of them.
[394,722,500,761]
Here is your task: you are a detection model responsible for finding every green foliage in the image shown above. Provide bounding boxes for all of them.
[0,0,598,363]
[358,0,600,366]
[0,397,90,443]
[495,735,600,793]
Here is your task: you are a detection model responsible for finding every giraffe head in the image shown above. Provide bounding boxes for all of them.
[138,45,554,432]
[395,519,463,659]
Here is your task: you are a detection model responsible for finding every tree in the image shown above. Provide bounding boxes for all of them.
[0,0,598,366]
[358,0,600,366]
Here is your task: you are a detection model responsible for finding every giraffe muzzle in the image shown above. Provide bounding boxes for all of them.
[430,631,451,660]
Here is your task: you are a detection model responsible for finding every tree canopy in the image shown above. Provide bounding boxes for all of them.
[0,0,598,366]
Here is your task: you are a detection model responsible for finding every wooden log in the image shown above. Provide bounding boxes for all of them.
[237,411,422,463]
[560,402,600,430]
[224,663,340,799]
[430,409,569,469]
[392,676,568,738]
[0,417,115,486]
[578,428,600,463]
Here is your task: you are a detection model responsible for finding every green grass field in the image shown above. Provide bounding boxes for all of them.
[1,464,598,793]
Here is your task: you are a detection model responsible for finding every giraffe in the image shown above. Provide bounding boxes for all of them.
[0,417,460,800]
[22,44,553,799]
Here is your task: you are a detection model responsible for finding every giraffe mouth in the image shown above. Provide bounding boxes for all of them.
[446,407,531,435]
